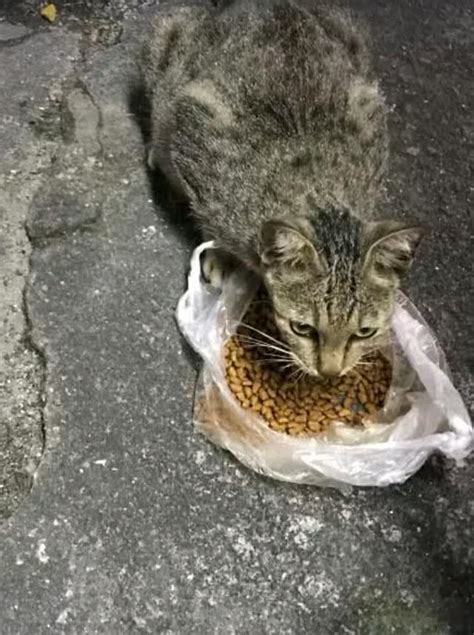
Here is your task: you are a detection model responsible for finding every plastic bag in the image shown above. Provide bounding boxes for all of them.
[176,241,473,488]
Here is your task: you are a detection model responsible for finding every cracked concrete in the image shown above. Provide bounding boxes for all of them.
[0,24,81,520]
[0,1,473,633]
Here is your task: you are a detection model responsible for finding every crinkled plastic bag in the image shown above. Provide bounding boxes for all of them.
[177,242,473,488]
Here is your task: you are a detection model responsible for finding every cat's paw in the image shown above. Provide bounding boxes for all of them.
[200,250,225,289]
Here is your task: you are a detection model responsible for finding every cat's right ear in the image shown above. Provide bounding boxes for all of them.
[259,220,327,274]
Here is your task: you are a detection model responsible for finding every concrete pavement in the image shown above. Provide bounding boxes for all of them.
[0,1,472,632]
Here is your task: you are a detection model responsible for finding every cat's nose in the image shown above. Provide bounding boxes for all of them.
[318,353,343,378]
[319,366,341,378]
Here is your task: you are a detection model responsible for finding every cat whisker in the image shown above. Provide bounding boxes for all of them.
[236,343,292,359]
[236,335,291,357]
[287,365,306,385]
[262,357,295,367]
[239,322,288,348]
[253,358,296,369]
[279,361,298,371]
[241,342,292,358]
[236,333,283,347]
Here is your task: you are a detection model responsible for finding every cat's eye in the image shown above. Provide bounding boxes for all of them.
[290,321,316,337]
[355,327,378,339]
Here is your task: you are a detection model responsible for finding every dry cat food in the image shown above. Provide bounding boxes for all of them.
[224,299,392,436]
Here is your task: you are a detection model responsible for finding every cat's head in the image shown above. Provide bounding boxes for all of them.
[258,209,422,377]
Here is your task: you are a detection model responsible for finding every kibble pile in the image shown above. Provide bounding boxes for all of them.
[223,299,392,436]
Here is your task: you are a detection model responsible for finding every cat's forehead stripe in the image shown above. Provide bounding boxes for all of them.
[325,282,358,326]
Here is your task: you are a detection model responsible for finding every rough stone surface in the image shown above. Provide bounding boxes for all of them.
[0,26,81,521]
[0,21,31,41]
[0,1,473,633]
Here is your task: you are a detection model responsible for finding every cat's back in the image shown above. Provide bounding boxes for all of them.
[203,3,379,137]
[143,1,388,254]
[191,4,386,212]
[144,2,381,132]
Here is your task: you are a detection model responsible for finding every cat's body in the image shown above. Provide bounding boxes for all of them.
[141,1,421,377]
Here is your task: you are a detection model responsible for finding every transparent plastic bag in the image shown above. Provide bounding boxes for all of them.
[176,242,473,488]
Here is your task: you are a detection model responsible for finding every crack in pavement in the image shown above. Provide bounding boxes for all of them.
[0,171,50,522]
[0,25,83,523]
[0,20,115,522]
[20,272,47,484]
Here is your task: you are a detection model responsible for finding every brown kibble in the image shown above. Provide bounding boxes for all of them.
[339,408,352,418]
[275,396,286,408]
[343,397,352,411]
[270,421,287,433]
[288,423,304,435]
[222,296,392,437]
[230,381,241,394]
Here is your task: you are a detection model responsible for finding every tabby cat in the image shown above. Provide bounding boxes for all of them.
[141,0,421,377]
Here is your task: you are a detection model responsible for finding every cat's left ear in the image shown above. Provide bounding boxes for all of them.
[363,221,423,283]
